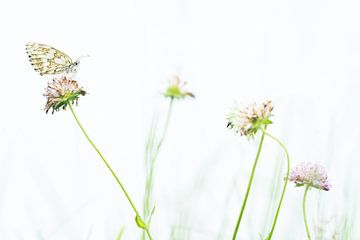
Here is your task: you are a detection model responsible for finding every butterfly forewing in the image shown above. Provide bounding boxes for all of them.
[26,42,74,76]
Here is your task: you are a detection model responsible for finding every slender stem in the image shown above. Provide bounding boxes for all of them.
[232,127,267,240]
[260,127,290,240]
[153,98,174,166]
[303,185,311,240]
[142,98,174,240]
[67,101,153,240]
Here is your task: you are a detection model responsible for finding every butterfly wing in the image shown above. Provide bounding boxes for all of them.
[26,42,73,76]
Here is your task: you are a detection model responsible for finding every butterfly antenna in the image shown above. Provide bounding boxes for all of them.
[76,55,90,63]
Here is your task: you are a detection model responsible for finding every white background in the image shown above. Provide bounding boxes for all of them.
[0,0,359,239]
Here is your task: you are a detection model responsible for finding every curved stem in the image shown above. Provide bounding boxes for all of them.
[232,127,267,240]
[68,102,153,240]
[260,127,290,240]
[303,185,311,240]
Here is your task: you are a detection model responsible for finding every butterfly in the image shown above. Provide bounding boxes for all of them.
[26,42,80,76]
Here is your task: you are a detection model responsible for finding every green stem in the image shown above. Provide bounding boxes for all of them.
[232,127,267,240]
[260,128,290,240]
[143,98,174,237]
[144,98,174,215]
[303,185,311,240]
[67,101,153,240]
[152,98,174,166]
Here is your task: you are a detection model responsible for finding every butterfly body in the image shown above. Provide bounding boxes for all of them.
[26,42,80,76]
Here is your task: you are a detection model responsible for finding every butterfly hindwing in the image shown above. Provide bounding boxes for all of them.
[26,42,74,76]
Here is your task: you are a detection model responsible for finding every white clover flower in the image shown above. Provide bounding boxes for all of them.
[164,75,195,99]
[43,77,86,114]
[227,100,273,137]
[289,162,331,191]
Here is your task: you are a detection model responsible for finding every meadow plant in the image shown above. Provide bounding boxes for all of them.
[25,43,352,240]
[142,75,194,239]
[289,162,331,240]
[42,76,153,239]
[227,100,291,240]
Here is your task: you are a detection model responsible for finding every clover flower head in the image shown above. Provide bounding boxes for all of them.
[164,75,195,99]
[43,76,86,114]
[227,100,273,137]
[289,162,331,191]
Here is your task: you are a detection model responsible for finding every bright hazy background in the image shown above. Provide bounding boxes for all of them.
[0,0,359,239]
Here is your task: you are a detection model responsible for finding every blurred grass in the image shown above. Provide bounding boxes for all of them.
[261,157,283,238]
[19,100,359,240]
[116,226,125,240]
[215,180,237,240]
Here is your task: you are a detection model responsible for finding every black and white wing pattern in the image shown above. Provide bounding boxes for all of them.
[26,42,78,76]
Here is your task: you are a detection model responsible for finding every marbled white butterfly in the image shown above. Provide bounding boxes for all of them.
[26,42,80,76]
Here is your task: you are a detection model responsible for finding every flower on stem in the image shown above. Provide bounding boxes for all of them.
[227,100,273,138]
[43,76,86,114]
[164,75,195,99]
[289,162,331,191]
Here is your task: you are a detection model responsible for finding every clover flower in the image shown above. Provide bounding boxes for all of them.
[43,77,86,114]
[164,75,195,99]
[227,100,273,137]
[289,162,331,191]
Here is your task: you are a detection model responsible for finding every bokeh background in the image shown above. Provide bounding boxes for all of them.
[0,0,359,239]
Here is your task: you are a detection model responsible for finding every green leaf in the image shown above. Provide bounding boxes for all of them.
[135,215,147,229]
[263,119,273,125]
[148,205,156,226]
